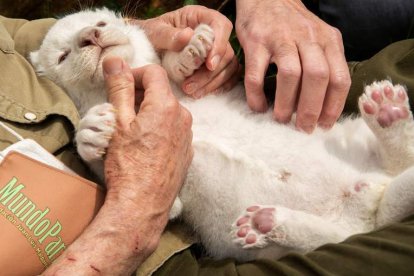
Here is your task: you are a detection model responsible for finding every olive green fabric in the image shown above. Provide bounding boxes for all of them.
[346,39,414,113]
[156,215,414,276]
[154,217,414,276]
[0,16,91,177]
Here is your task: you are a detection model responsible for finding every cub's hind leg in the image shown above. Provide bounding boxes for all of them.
[359,80,414,174]
[232,205,349,253]
[376,166,414,227]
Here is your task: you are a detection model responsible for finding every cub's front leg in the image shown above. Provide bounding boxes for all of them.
[232,205,349,253]
[162,24,214,84]
[75,103,116,180]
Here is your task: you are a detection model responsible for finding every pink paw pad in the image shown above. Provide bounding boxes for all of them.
[233,205,276,248]
[360,81,410,128]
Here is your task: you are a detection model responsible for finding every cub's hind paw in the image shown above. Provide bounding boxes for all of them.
[75,103,115,162]
[359,80,411,128]
[232,205,284,249]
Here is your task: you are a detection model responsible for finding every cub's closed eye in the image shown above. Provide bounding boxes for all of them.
[58,50,70,64]
[96,21,107,27]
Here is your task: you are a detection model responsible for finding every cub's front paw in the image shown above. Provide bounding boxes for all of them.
[75,103,115,162]
[166,24,215,82]
[179,24,214,74]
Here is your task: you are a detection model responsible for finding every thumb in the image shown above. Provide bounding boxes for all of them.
[103,56,136,129]
[146,22,194,52]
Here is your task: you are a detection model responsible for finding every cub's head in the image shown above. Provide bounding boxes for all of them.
[30,8,159,94]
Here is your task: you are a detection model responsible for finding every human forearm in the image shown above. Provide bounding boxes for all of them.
[41,191,167,275]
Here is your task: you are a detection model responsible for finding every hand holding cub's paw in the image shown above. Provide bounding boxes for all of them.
[75,103,116,162]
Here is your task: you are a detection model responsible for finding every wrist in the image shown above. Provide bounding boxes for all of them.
[45,197,160,275]
[43,192,166,275]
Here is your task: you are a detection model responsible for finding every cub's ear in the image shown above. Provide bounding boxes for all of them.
[29,51,44,74]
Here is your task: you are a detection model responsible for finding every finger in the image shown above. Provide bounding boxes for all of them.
[318,31,351,128]
[103,56,136,129]
[296,42,330,133]
[136,19,194,52]
[272,43,302,123]
[222,63,243,92]
[131,65,174,109]
[205,16,232,71]
[244,43,270,112]
[193,55,240,98]
[182,44,238,96]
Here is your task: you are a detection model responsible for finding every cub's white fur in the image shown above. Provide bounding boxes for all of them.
[31,9,414,261]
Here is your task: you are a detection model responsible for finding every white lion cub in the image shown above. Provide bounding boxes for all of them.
[30,8,414,261]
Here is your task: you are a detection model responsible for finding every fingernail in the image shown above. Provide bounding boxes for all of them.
[298,124,315,134]
[210,55,220,71]
[184,82,197,94]
[319,122,333,129]
[104,57,123,75]
[251,98,268,112]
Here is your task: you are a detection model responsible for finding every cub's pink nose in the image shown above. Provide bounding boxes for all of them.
[78,27,101,48]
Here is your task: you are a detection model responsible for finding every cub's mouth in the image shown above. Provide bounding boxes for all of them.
[91,43,133,81]
[78,30,132,81]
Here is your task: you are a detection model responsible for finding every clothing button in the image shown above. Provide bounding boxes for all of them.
[24,112,37,121]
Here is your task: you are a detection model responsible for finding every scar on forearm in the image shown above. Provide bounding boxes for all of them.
[90,264,101,273]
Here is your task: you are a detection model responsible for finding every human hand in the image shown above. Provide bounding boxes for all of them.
[236,0,351,132]
[135,5,240,97]
[104,57,193,216]
[41,56,193,276]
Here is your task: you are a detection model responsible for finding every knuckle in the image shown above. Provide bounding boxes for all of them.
[244,73,263,92]
[321,109,339,123]
[236,21,265,42]
[306,64,329,81]
[274,42,297,58]
[277,63,302,81]
[217,12,233,30]
[329,27,343,43]
[330,71,351,91]
[107,80,131,94]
